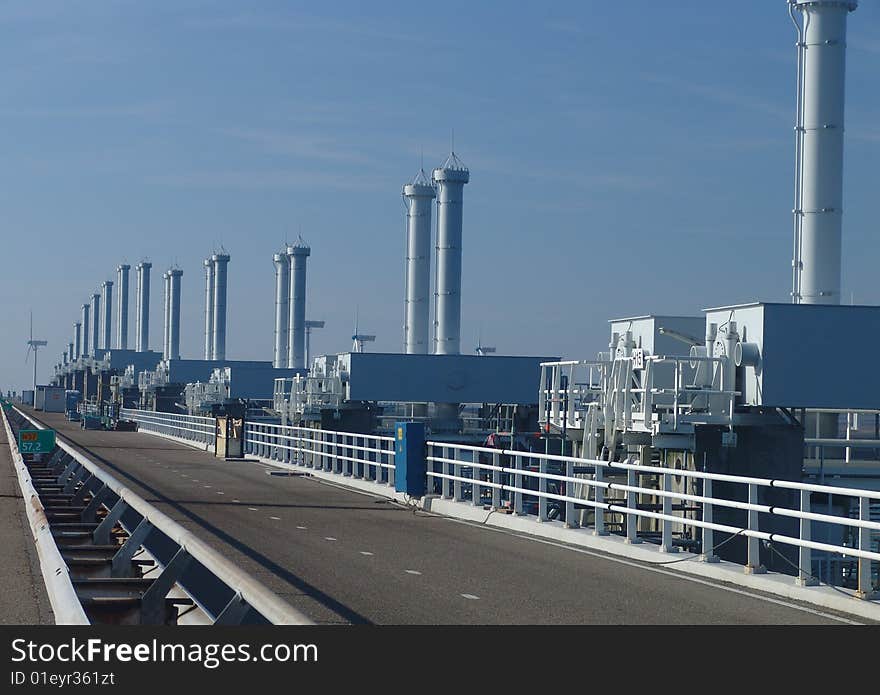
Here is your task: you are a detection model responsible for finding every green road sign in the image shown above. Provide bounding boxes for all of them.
[18,429,56,454]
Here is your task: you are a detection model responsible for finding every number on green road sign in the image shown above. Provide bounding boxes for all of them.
[18,429,56,454]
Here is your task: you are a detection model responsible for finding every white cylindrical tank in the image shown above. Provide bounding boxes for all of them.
[101,280,113,351]
[162,271,170,359]
[116,264,130,349]
[67,341,74,364]
[91,292,101,357]
[791,0,858,305]
[135,261,152,352]
[81,304,90,358]
[432,154,469,355]
[212,253,230,361]
[273,251,289,368]
[287,241,310,369]
[403,170,435,354]
[204,258,214,359]
[169,268,183,360]
[73,324,81,360]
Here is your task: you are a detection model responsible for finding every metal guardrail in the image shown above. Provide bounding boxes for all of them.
[13,406,311,625]
[424,440,880,598]
[244,422,395,486]
[121,408,216,448]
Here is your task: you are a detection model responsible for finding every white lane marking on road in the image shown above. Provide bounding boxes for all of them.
[232,499,240,503]
[325,537,337,541]
[216,491,225,495]
[405,570,422,575]
[248,507,259,511]
[461,594,480,600]
[269,516,281,521]
[296,526,307,530]
[359,551,374,556]
[444,517,862,625]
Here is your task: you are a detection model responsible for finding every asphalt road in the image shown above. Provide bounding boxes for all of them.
[26,410,859,625]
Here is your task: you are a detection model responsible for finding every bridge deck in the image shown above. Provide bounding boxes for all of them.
[0,415,53,624]
[21,409,858,625]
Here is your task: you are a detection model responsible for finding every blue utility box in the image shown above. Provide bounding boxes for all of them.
[394,422,426,497]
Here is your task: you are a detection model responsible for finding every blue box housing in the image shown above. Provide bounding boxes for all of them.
[394,422,426,497]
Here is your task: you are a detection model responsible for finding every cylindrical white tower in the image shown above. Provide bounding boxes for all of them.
[116,264,130,349]
[169,268,183,361]
[73,323,81,360]
[432,153,469,355]
[204,258,214,359]
[791,0,858,305]
[273,251,289,369]
[212,253,230,361]
[101,280,113,351]
[91,292,101,357]
[287,240,310,369]
[162,271,171,360]
[81,304,90,358]
[403,170,436,354]
[135,261,152,352]
[67,341,74,364]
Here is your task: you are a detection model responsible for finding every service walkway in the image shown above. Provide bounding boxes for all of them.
[19,409,865,625]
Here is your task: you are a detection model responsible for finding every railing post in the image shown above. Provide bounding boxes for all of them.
[441,446,451,498]
[538,456,548,521]
[387,442,395,487]
[491,452,501,509]
[592,464,605,535]
[343,435,352,476]
[796,489,818,586]
[472,451,482,506]
[625,466,641,544]
[701,477,719,562]
[331,432,338,473]
[745,483,766,574]
[857,496,878,599]
[565,458,578,528]
[453,448,462,501]
[514,454,524,515]
[659,471,678,553]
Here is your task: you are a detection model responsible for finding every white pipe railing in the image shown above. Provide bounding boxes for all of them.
[121,408,216,447]
[425,440,879,598]
[244,421,396,486]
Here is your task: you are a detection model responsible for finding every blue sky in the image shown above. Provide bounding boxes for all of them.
[1,1,878,391]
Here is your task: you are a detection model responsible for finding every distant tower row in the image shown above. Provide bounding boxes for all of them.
[402,152,470,356]
[272,238,311,369]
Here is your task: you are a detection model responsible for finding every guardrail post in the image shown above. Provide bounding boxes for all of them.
[491,452,501,509]
[387,443,395,488]
[472,451,482,506]
[441,446,452,498]
[343,435,352,476]
[538,456,548,521]
[701,478,719,562]
[453,450,462,501]
[857,496,878,599]
[592,464,606,535]
[93,498,128,545]
[140,548,194,625]
[330,432,338,473]
[796,489,818,586]
[564,459,577,528]
[111,519,153,577]
[514,454,524,515]
[745,483,766,574]
[659,471,678,553]
[625,467,641,544]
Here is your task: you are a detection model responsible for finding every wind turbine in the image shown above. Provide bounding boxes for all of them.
[25,312,48,395]
[351,308,375,353]
[475,328,496,356]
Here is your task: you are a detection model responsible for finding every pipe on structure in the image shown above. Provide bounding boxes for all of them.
[211,253,230,361]
[90,292,101,357]
[73,323,81,360]
[790,0,858,305]
[403,170,436,354]
[135,261,152,352]
[168,268,183,361]
[272,251,289,368]
[67,341,74,364]
[432,153,469,355]
[287,240,310,369]
[204,258,214,360]
[80,305,90,358]
[116,264,130,349]
[101,280,113,351]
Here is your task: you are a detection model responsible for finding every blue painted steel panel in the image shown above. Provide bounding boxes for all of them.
[394,421,426,496]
